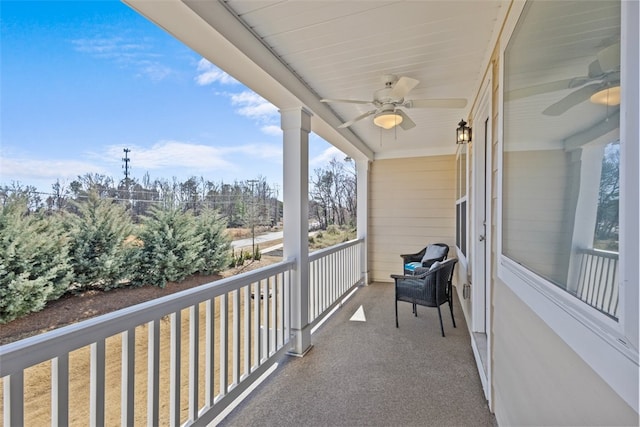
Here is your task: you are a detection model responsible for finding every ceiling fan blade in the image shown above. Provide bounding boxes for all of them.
[390,76,419,99]
[396,109,416,130]
[407,98,467,109]
[542,83,601,116]
[596,41,620,72]
[321,98,371,105]
[505,78,578,101]
[337,110,376,128]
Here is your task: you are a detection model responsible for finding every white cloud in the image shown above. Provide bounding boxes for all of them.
[230,91,279,123]
[310,146,347,167]
[225,143,282,161]
[103,141,235,171]
[0,157,108,180]
[195,59,238,85]
[72,36,175,82]
[261,125,282,136]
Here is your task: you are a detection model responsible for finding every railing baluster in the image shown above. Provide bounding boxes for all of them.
[189,304,199,422]
[4,372,24,426]
[595,255,606,309]
[233,289,240,386]
[219,294,228,396]
[170,311,181,427]
[253,281,260,369]
[147,319,160,427]
[263,279,270,359]
[52,354,69,427]
[90,339,106,427]
[276,274,282,348]
[121,328,135,427]
[205,298,215,406]
[244,286,251,376]
[270,276,277,355]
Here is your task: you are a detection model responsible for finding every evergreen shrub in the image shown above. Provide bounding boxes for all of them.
[0,199,73,323]
[66,193,135,290]
[196,208,231,274]
[132,206,204,288]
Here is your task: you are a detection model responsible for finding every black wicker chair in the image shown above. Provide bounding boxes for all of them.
[391,258,457,337]
[400,243,449,275]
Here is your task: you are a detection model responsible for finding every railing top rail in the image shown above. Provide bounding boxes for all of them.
[579,247,619,259]
[309,238,363,262]
[0,259,295,377]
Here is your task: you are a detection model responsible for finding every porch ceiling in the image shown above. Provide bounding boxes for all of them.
[124,0,507,160]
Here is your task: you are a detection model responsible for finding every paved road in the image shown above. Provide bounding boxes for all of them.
[231,231,284,249]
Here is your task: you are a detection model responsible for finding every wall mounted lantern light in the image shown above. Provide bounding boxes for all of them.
[456,119,471,144]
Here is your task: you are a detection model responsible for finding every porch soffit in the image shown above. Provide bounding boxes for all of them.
[125,0,507,161]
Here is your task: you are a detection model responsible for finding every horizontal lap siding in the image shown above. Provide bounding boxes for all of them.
[369,155,455,282]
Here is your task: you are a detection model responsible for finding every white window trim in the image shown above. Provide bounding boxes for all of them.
[497,0,639,412]
[455,144,469,268]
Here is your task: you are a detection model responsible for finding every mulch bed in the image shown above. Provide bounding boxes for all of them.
[0,257,279,346]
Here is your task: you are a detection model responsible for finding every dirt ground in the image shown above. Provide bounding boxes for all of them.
[0,255,281,426]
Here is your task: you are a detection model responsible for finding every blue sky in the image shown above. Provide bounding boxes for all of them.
[0,0,343,197]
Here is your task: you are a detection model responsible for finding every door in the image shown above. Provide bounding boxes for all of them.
[471,79,492,402]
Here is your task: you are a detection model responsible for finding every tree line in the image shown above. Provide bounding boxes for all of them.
[1,156,358,228]
[0,158,357,323]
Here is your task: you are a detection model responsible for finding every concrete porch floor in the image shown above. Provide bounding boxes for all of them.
[219,282,496,427]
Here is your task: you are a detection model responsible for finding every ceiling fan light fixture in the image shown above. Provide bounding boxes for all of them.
[590,85,621,106]
[373,111,403,129]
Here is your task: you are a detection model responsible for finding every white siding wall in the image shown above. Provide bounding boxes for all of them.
[493,279,637,425]
[368,155,455,283]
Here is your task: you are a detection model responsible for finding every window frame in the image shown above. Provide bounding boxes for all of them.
[497,0,639,412]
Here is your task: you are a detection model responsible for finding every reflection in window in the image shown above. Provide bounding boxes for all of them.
[594,141,619,252]
[503,1,620,319]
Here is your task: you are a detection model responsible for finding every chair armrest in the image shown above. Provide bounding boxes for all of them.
[400,249,426,264]
[391,270,431,280]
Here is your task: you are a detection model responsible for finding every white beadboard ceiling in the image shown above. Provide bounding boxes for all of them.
[221,0,506,158]
[125,0,621,160]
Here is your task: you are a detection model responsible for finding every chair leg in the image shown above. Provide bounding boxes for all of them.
[395,299,399,328]
[449,298,456,328]
[437,305,445,337]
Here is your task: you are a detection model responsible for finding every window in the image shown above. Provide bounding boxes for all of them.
[500,0,638,410]
[503,0,621,319]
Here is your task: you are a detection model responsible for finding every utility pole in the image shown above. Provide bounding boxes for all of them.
[122,148,131,186]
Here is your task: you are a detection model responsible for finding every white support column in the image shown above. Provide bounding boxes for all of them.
[566,145,605,292]
[356,159,370,284]
[281,107,313,356]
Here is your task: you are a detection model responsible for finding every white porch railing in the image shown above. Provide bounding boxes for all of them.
[0,239,365,426]
[1,261,294,426]
[574,248,619,319]
[309,239,364,327]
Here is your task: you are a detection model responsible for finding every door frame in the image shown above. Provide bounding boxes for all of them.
[470,76,493,406]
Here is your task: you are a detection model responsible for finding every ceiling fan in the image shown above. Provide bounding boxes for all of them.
[506,42,620,116]
[320,74,467,130]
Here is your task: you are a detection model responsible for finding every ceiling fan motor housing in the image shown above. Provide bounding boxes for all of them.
[374,87,403,105]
